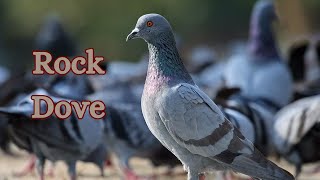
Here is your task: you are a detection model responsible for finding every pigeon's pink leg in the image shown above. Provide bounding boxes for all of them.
[39,173,45,180]
[123,166,160,180]
[124,168,139,180]
[13,155,36,177]
[46,162,55,177]
[70,174,77,180]
[199,173,206,180]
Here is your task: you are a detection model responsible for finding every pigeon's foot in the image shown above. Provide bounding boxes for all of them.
[39,173,45,180]
[13,155,36,177]
[124,169,139,180]
[46,166,55,177]
[70,174,77,180]
[199,173,206,180]
[124,169,154,180]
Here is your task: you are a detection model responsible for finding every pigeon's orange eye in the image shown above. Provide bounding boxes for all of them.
[147,21,154,27]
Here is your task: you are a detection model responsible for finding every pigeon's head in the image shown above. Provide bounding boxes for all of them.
[251,0,277,28]
[126,14,174,44]
[35,14,77,59]
[248,0,280,58]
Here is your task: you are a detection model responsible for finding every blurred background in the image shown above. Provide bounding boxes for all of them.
[0,0,318,69]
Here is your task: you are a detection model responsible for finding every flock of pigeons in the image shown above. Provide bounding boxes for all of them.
[0,0,319,180]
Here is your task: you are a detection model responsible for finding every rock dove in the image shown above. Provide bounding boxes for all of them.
[0,89,104,180]
[273,95,320,176]
[223,0,293,107]
[87,96,180,179]
[126,13,294,180]
[0,14,98,178]
[287,35,320,100]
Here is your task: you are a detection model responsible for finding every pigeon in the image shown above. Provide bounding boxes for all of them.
[273,95,320,176]
[0,14,99,178]
[0,14,93,104]
[223,0,293,107]
[126,13,294,180]
[287,35,320,100]
[87,95,180,179]
[0,89,104,180]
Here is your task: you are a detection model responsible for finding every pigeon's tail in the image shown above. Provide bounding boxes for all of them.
[230,148,294,180]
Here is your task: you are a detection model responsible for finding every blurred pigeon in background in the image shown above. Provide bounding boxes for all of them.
[34,14,77,59]
[0,89,104,180]
[287,35,320,100]
[127,13,294,180]
[223,0,293,108]
[273,95,320,177]
[0,14,99,178]
[88,95,180,179]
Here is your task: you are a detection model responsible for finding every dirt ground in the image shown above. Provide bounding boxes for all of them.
[0,145,319,180]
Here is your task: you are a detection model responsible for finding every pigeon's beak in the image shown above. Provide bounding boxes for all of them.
[126,28,140,42]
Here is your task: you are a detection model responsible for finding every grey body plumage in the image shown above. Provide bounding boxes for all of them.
[127,13,294,180]
[223,0,293,107]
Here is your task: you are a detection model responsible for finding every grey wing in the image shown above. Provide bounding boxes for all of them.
[158,83,254,159]
[274,95,320,153]
[159,83,294,180]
